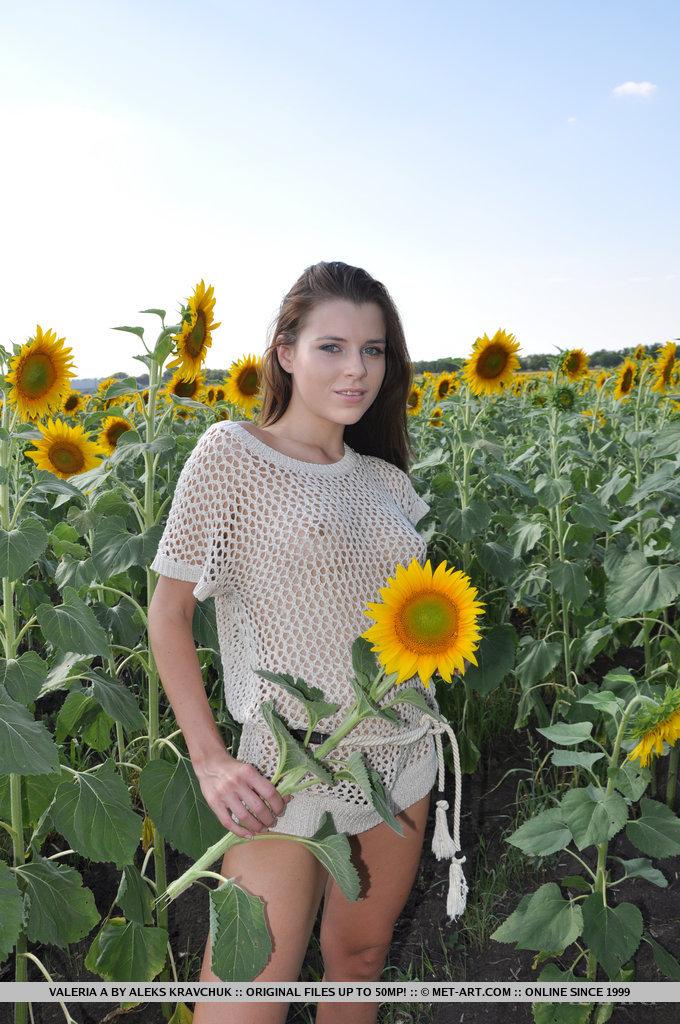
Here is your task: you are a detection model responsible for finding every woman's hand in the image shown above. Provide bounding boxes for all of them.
[194,749,292,840]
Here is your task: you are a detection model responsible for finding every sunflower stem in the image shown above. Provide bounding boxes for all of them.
[666,744,679,811]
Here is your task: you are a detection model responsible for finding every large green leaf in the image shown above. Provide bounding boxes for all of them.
[551,749,605,770]
[0,651,48,705]
[515,638,562,688]
[258,701,334,786]
[559,787,628,851]
[575,690,624,719]
[0,684,60,775]
[461,624,516,695]
[0,518,49,580]
[0,861,23,965]
[581,895,642,979]
[91,516,151,579]
[536,721,593,746]
[490,882,583,952]
[293,812,361,902]
[209,880,271,982]
[115,864,154,926]
[645,933,680,980]
[506,807,572,857]
[609,760,650,802]
[606,551,680,618]
[626,798,680,858]
[477,541,518,584]
[81,669,146,733]
[253,669,339,735]
[50,759,142,867]
[533,964,593,1024]
[548,560,590,610]
[15,857,100,947]
[85,917,167,981]
[139,755,224,860]
[611,857,667,888]
[35,586,112,660]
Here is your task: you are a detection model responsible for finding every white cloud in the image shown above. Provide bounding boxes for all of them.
[612,81,657,98]
[566,116,577,123]
[628,276,652,284]
[546,275,571,284]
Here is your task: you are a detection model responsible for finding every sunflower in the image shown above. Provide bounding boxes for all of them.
[214,385,226,403]
[361,557,485,688]
[581,408,606,428]
[62,390,86,416]
[167,280,221,381]
[625,685,680,768]
[164,368,207,405]
[25,418,106,479]
[651,341,677,395]
[6,326,77,421]
[205,386,216,405]
[433,372,457,401]
[429,406,443,428]
[551,385,576,411]
[595,370,610,390]
[462,329,521,397]
[224,354,262,415]
[99,415,134,454]
[96,376,120,397]
[561,349,589,381]
[407,384,424,416]
[614,358,638,401]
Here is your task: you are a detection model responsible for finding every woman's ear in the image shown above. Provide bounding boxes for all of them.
[275,335,294,374]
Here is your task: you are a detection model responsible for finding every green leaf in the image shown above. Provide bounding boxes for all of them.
[50,759,142,868]
[645,933,680,980]
[536,721,593,746]
[16,857,100,947]
[35,586,112,660]
[91,516,150,580]
[611,857,667,888]
[461,624,516,695]
[115,864,154,926]
[626,798,680,858]
[548,560,590,610]
[551,749,605,770]
[575,690,624,719]
[140,308,167,319]
[606,551,680,618]
[609,760,650,802]
[168,1004,193,1024]
[0,861,23,965]
[384,686,447,726]
[0,684,60,775]
[506,808,572,857]
[85,917,167,981]
[0,651,48,705]
[292,812,361,902]
[0,518,49,580]
[477,541,518,584]
[509,519,544,558]
[559,788,628,851]
[258,701,334,787]
[253,669,340,735]
[112,326,145,339]
[560,875,591,893]
[515,638,562,688]
[139,755,224,860]
[350,636,382,689]
[81,669,146,733]
[490,882,582,952]
[209,880,271,982]
[581,895,643,979]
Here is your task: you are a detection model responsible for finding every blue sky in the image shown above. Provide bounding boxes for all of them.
[1,0,678,377]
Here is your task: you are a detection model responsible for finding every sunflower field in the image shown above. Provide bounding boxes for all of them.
[1,280,680,1024]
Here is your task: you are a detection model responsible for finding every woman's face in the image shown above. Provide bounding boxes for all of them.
[279,298,387,423]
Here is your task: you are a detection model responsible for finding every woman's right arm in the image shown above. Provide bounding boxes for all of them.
[147,575,290,838]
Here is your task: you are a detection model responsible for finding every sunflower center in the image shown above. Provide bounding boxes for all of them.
[477,345,507,379]
[20,353,57,398]
[239,369,259,397]
[622,368,633,390]
[64,395,78,411]
[106,423,129,446]
[399,592,458,652]
[186,311,207,358]
[174,379,198,398]
[49,442,86,474]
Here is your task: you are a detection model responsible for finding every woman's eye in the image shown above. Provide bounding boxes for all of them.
[320,344,384,356]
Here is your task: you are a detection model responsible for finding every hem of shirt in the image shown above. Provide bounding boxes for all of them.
[260,738,438,839]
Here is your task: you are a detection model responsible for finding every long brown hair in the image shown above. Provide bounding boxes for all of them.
[255,261,417,472]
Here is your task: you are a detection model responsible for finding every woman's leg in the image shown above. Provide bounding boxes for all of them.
[316,791,432,1024]
[193,832,329,1024]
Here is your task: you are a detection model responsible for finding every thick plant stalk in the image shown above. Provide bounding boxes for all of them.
[666,745,679,811]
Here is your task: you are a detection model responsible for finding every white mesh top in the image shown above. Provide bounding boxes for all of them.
[150,419,440,837]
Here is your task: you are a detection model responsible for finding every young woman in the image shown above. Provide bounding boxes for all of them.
[148,261,442,1024]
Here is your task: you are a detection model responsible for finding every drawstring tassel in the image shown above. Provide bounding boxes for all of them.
[430,723,468,922]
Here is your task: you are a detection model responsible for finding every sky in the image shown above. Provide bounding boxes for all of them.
[1,0,678,378]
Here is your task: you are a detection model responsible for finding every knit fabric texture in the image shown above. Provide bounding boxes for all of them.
[150,420,440,837]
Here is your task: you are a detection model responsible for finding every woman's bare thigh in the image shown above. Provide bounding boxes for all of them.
[193,833,329,1024]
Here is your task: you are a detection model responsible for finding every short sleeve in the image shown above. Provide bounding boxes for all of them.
[150,423,235,601]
